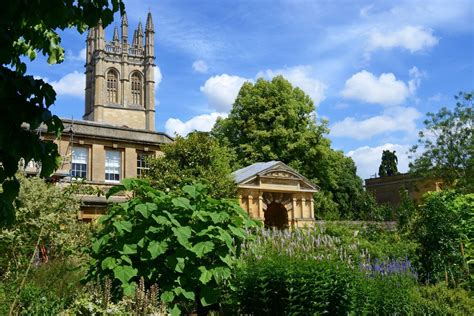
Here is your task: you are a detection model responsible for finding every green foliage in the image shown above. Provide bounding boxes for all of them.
[147,131,237,199]
[410,283,474,315]
[87,179,258,314]
[233,256,354,315]
[408,190,473,288]
[212,76,375,219]
[0,175,90,279]
[378,150,399,177]
[409,91,473,192]
[0,0,125,226]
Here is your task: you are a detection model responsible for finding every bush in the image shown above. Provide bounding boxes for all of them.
[87,179,258,315]
[410,283,474,315]
[233,255,354,315]
[409,190,473,288]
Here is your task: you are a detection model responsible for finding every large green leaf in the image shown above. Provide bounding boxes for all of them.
[148,240,168,259]
[113,265,138,284]
[106,184,125,198]
[182,185,198,199]
[175,286,195,300]
[135,204,149,218]
[161,291,175,303]
[122,282,136,297]
[92,235,110,254]
[170,304,181,316]
[192,241,214,258]
[121,243,137,255]
[228,225,246,238]
[172,197,192,210]
[113,220,133,234]
[198,266,212,284]
[152,214,171,226]
[101,257,117,270]
[172,226,192,248]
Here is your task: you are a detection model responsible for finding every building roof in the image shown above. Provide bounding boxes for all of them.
[233,161,280,184]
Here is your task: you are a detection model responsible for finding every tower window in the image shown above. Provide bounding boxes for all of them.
[107,69,119,103]
[131,72,142,105]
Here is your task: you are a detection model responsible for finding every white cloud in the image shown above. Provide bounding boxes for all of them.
[165,112,227,136]
[347,143,412,179]
[154,66,163,88]
[66,48,87,62]
[200,74,250,112]
[408,66,423,94]
[192,60,208,73]
[368,26,438,53]
[331,106,421,140]
[257,66,327,106]
[341,70,411,106]
[50,71,85,97]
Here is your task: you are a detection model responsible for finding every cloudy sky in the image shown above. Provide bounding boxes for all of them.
[25,0,474,179]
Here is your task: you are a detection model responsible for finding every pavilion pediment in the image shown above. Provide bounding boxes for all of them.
[234,161,318,192]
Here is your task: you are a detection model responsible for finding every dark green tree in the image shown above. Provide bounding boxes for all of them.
[409,91,473,192]
[0,0,124,226]
[147,132,237,199]
[212,76,372,219]
[378,150,399,177]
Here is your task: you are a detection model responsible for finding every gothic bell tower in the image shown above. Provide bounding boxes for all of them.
[84,13,156,130]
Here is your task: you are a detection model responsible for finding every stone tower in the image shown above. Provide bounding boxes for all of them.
[84,13,156,130]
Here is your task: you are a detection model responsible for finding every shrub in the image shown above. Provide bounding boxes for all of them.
[409,190,473,288]
[86,179,258,315]
[410,283,474,315]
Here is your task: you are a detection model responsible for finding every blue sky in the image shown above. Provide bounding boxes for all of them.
[26,0,474,179]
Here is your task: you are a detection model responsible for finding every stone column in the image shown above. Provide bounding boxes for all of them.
[292,197,297,227]
[248,195,253,217]
[301,197,307,218]
[124,147,137,178]
[258,193,263,219]
[91,144,105,182]
[310,198,315,219]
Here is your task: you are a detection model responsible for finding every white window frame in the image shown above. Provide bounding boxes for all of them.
[71,147,88,179]
[105,150,121,183]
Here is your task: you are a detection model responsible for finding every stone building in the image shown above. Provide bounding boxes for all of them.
[233,161,318,228]
[39,13,173,220]
[365,173,442,209]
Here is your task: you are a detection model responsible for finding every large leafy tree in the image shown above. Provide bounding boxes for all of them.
[378,150,399,177]
[409,91,473,192]
[0,0,124,226]
[212,76,370,219]
[147,132,238,199]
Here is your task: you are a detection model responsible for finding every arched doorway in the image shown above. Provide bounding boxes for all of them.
[264,202,288,229]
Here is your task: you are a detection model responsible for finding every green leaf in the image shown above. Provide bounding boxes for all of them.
[200,286,219,306]
[175,286,195,300]
[92,235,110,254]
[113,265,138,284]
[113,220,133,234]
[212,267,232,282]
[122,282,136,297]
[152,214,171,226]
[182,185,198,199]
[192,241,214,258]
[135,204,149,218]
[170,304,181,316]
[219,254,234,267]
[148,240,168,259]
[122,243,137,255]
[172,226,192,248]
[106,184,125,198]
[161,291,175,303]
[101,257,117,270]
[228,225,246,238]
[146,202,158,212]
[198,266,212,284]
[175,257,185,273]
[172,197,192,210]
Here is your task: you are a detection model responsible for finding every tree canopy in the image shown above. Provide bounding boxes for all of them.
[379,150,399,177]
[0,0,124,226]
[409,91,473,192]
[212,76,374,219]
[147,132,237,199]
